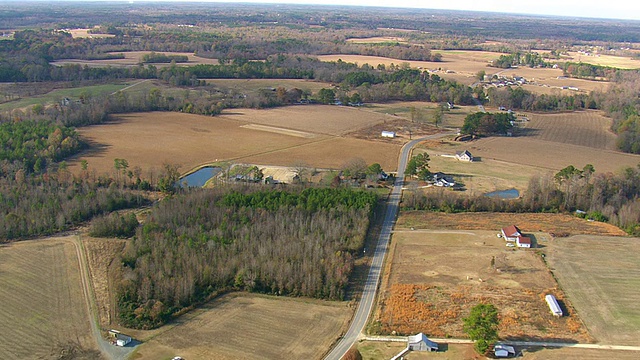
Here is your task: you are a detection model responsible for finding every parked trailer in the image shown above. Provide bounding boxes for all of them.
[545,294,563,317]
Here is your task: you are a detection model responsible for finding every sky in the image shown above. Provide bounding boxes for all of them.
[164,0,640,21]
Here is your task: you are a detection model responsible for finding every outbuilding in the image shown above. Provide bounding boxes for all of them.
[494,344,516,358]
[516,236,532,248]
[407,333,438,352]
[381,131,396,138]
[546,294,563,317]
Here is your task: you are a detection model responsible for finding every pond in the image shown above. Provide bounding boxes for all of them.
[484,188,520,199]
[178,167,222,187]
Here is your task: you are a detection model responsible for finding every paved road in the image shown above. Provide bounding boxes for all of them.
[324,131,455,360]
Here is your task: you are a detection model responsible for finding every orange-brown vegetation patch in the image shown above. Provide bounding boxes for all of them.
[83,236,127,328]
[0,237,100,358]
[397,212,627,237]
[376,230,591,343]
[130,293,351,360]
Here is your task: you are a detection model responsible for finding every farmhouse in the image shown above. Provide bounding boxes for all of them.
[381,130,396,138]
[455,150,473,162]
[407,333,438,352]
[433,172,455,187]
[545,294,563,317]
[501,225,522,242]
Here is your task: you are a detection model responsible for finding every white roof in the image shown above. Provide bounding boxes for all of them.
[495,344,515,353]
[407,332,438,348]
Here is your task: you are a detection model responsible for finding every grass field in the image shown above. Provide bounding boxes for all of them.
[72,107,402,176]
[204,78,330,96]
[562,52,640,70]
[0,83,128,111]
[129,293,351,360]
[375,228,589,342]
[52,51,219,67]
[346,36,409,44]
[0,236,101,359]
[68,28,116,39]
[546,235,640,345]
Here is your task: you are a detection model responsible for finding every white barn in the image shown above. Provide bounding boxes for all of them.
[407,333,438,352]
[546,294,563,317]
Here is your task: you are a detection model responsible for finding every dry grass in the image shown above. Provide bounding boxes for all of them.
[130,293,351,360]
[397,212,627,237]
[546,235,640,345]
[52,51,219,67]
[0,236,101,359]
[375,229,590,342]
[359,341,478,360]
[346,36,408,44]
[204,78,330,95]
[68,28,115,39]
[72,107,401,176]
[563,52,640,70]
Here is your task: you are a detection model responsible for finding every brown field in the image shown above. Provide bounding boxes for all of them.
[72,107,402,175]
[52,51,219,67]
[0,236,100,359]
[204,78,330,95]
[546,235,640,345]
[397,212,627,237]
[68,28,116,39]
[346,36,408,44]
[375,228,590,342]
[563,52,640,70]
[130,293,351,360]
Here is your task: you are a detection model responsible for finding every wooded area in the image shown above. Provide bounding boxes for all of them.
[117,187,377,328]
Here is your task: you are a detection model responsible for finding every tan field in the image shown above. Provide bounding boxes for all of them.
[205,78,330,94]
[130,293,351,360]
[0,237,101,359]
[546,235,640,345]
[346,36,409,44]
[68,28,116,38]
[73,107,402,176]
[375,229,589,342]
[52,51,219,67]
[563,52,640,70]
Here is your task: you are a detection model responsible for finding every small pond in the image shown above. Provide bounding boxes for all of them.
[178,167,222,187]
[484,188,520,199]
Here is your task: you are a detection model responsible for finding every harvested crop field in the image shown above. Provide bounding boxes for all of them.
[346,36,408,44]
[564,52,640,70]
[73,108,401,176]
[397,212,627,237]
[52,51,219,67]
[518,111,616,149]
[375,229,589,342]
[546,235,640,345]
[131,293,351,360]
[0,237,100,359]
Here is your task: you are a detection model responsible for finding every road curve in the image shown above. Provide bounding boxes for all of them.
[324,131,455,360]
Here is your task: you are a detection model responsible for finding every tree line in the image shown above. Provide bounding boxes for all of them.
[117,186,377,328]
[402,164,640,236]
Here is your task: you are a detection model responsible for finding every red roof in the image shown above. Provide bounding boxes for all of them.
[518,237,531,245]
[501,225,521,237]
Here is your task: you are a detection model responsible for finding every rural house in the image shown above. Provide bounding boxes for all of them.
[455,150,473,162]
[516,236,532,248]
[433,172,455,187]
[501,225,522,242]
[407,333,439,352]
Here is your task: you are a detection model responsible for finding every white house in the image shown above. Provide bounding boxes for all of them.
[381,131,396,138]
[433,172,455,187]
[407,333,438,352]
[455,150,473,162]
[501,225,521,242]
[545,294,563,317]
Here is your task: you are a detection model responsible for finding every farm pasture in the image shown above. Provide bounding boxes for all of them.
[130,293,350,360]
[376,228,589,342]
[204,78,330,96]
[563,52,640,70]
[0,236,100,359]
[72,107,402,176]
[346,36,409,44]
[52,51,219,67]
[67,28,115,38]
[546,235,640,345]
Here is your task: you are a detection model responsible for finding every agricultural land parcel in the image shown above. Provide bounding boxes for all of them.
[0,236,101,359]
[376,228,590,342]
[52,51,220,67]
[72,106,402,175]
[546,235,640,345]
[127,293,351,360]
[317,51,611,92]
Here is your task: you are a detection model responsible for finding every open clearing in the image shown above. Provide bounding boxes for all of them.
[346,36,409,44]
[376,228,589,342]
[130,293,350,360]
[0,236,100,359]
[563,52,640,70]
[73,107,401,175]
[68,28,116,38]
[546,235,640,345]
[52,51,219,67]
[205,78,330,95]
